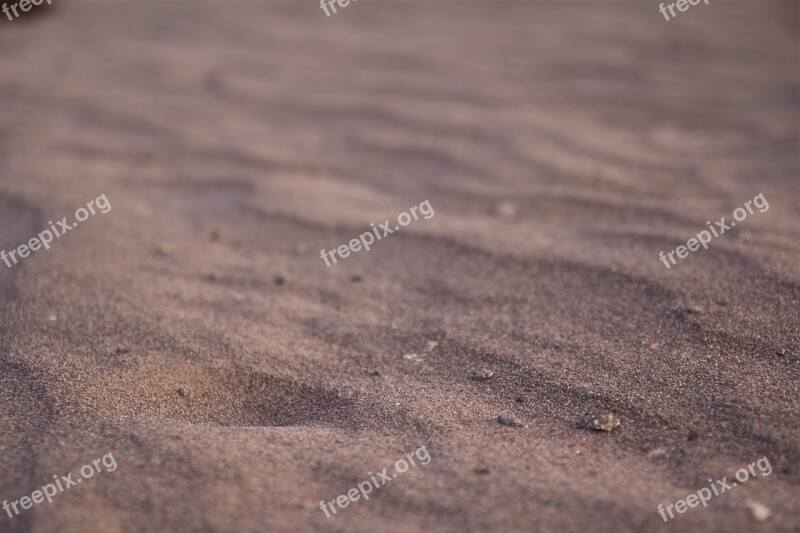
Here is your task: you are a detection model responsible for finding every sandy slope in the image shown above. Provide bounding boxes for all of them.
[0,1,798,532]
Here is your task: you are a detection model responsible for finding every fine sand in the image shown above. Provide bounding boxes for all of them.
[0,1,798,532]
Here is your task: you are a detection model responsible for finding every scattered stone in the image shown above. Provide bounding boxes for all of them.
[205,273,218,282]
[155,244,172,257]
[403,353,423,363]
[177,388,186,397]
[367,370,381,377]
[515,397,524,403]
[274,275,286,286]
[746,500,771,522]
[496,201,517,221]
[497,414,520,427]
[775,348,786,356]
[47,314,58,322]
[350,274,363,283]
[114,347,130,356]
[424,340,439,352]
[588,413,620,432]
[648,342,660,350]
[647,447,668,459]
[470,369,494,381]
[473,467,491,475]
[687,430,700,441]
[232,292,245,302]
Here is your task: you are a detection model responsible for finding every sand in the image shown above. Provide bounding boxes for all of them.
[0,1,798,531]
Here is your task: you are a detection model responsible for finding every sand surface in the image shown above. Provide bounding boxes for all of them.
[0,1,798,532]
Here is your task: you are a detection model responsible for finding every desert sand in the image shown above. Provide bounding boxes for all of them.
[0,1,798,532]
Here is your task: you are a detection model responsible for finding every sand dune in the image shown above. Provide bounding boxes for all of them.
[0,1,798,531]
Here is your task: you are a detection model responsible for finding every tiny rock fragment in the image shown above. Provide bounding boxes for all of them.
[403,353,423,363]
[232,292,245,302]
[496,201,517,220]
[177,388,186,397]
[155,244,172,257]
[425,340,439,352]
[746,500,771,522]
[471,369,494,381]
[497,414,519,427]
[589,413,620,432]
[649,342,660,350]
[367,370,381,377]
[687,430,700,441]
[775,348,786,356]
[205,273,218,282]
[210,229,222,242]
[114,347,130,356]
[647,447,668,459]
[47,314,58,322]
[350,274,363,283]
[273,275,286,286]
[473,467,491,475]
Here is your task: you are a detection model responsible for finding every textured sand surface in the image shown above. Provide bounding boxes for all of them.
[0,1,798,532]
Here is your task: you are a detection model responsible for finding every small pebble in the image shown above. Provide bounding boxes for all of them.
[210,229,222,242]
[155,244,172,257]
[775,348,786,356]
[471,369,494,381]
[403,353,423,363]
[205,273,218,282]
[425,340,439,352]
[496,201,517,220]
[114,347,130,355]
[497,414,519,427]
[473,467,491,475]
[350,275,363,283]
[177,388,186,397]
[687,430,700,441]
[746,500,771,522]
[274,275,286,286]
[47,314,57,322]
[589,414,620,432]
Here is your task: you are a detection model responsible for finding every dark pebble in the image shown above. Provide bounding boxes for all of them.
[497,414,519,427]
[351,275,363,282]
[776,348,786,356]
